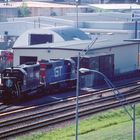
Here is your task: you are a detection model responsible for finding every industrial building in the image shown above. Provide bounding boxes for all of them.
[13,26,90,65]
[0,2,140,78]
[13,26,140,77]
[0,1,88,21]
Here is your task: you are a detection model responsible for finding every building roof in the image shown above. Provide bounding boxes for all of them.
[124,39,140,43]
[13,37,138,51]
[89,4,140,10]
[0,1,87,8]
[13,26,90,47]
[51,27,90,41]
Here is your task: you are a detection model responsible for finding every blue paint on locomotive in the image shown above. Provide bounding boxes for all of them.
[1,58,76,102]
[46,60,66,84]
[2,63,40,94]
[40,59,76,85]
[21,63,40,91]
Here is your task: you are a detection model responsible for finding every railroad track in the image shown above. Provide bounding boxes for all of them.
[0,81,139,122]
[0,79,140,115]
[0,84,140,139]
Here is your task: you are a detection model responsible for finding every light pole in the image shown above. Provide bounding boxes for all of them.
[79,68,136,140]
[75,52,80,140]
[75,38,98,140]
[75,0,79,28]
[75,66,116,140]
[79,68,115,92]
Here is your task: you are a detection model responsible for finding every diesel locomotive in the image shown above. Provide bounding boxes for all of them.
[1,54,140,103]
[0,59,76,103]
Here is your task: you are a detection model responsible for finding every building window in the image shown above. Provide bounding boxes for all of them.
[29,34,53,45]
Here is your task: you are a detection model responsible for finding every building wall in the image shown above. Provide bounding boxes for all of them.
[29,7,87,17]
[13,40,90,66]
[13,42,139,75]
[84,21,140,30]
[13,48,78,66]
[0,8,18,21]
[13,29,64,47]
[88,43,139,74]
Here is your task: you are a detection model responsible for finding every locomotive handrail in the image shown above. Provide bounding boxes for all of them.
[2,77,16,79]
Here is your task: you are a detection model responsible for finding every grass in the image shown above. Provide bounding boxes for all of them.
[16,104,140,140]
[78,120,140,140]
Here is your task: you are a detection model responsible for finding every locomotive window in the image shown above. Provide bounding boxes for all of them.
[30,34,53,45]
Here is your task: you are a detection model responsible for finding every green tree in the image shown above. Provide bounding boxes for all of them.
[18,3,31,17]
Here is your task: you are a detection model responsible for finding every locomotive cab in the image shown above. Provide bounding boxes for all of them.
[1,63,40,103]
[1,67,25,102]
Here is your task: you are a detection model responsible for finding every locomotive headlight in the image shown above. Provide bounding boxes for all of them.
[5,79,13,88]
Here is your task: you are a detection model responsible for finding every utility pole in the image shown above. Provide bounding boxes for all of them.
[76,0,79,28]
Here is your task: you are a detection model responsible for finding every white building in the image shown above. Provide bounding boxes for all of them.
[13,26,90,64]
[13,26,140,76]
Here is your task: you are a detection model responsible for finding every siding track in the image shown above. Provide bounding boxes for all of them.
[0,81,140,138]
